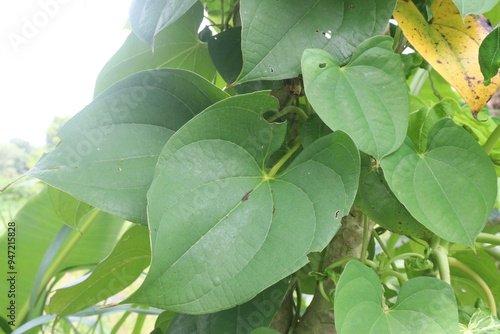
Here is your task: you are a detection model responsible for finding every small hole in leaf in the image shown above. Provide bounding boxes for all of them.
[319,63,327,68]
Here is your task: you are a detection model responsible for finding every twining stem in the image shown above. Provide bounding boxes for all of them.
[267,141,301,178]
[448,257,497,315]
[409,68,429,96]
[267,106,308,123]
[384,252,426,268]
[372,231,408,285]
[360,215,370,264]
[324,257,378,273]
[379,270,408,284]
[431,236,451,284]
[476,232,500,245]
[483,123,500,155]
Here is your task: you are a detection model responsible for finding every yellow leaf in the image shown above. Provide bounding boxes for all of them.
[394,0,500,114]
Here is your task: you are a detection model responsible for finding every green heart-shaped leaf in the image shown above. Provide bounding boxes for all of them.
[28,69,228,224]
[236,0,396,83]
[95,3,215,96]
[129,0,197,45]
[302,36,409,159]
[479,26,500,86]
[128,92,360,313]
[335,261,459,334]
[380,119,497,245]
[164,279,288,334]
[452,0,499,18]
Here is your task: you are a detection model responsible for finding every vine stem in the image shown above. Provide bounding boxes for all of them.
[409,68,429,96]
[379,270,408,284]
[483,123,500,155]
[476,232,500,245]
[372,230,408,285]
[448,257,497,315]
[360,215,370,264]
[266,141,301,178]
[267,106,308,123]
[431,236,451,284]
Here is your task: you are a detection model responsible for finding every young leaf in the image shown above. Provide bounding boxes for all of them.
[48,187,93,229]
[380,119,497,246]
[302,36,409,159]
[407,98,455,152]
[46,225,151,317]
[236,0,396,83]
[479,26,500,86]
[129,0,198,45]
[335,261,459,334]
[28,69,228,224]
[95,3,216,96]
[127,92,360,313]
[393,0,500,114]
[451,0,499,18]
[164,280,288,334]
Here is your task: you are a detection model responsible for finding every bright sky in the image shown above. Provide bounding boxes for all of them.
[0,0,131,145]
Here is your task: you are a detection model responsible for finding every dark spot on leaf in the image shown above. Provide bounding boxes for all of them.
[335,210,340,219]
[268,65,274,73]
[436,60,442,64]
[349,5,356,9]
[241,189,253,201]
[315,29,319,32]
[319,63,327,68]
[272,207,276,214]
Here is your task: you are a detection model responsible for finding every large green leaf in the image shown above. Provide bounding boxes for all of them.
[95,3,216,96]
[302,36,409,159]
[48,187,93,229]
[164,280,288,334]
[0,188,123,327]
[355,153,432,239]
[451,0,499,17]
[28,69,228,224]
[335,261,459,334]
[128,92,360,313]
[236,0,396,83]
[46,225,150,316]
[208,27,283,94]
[129,0,197,45]
[380,119,497,246]
[479,26,500,86]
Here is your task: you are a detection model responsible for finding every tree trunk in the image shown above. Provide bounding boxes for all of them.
[295,207,372,334]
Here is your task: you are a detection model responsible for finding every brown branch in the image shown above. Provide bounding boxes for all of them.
[294,207,373,334]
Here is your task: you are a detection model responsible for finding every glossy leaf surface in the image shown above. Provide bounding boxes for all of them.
[302,37,409,159]
[128,92,360,313]
[164,280,288,334]
[129,0,197,45]
[381,119,497,246]
[95,3,215,96]
[479,26,500,86]
[335,261,459,334]
[28,69,228,224]
[236,0,395,83]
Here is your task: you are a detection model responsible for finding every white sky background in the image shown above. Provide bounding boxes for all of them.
[0,0,131,145]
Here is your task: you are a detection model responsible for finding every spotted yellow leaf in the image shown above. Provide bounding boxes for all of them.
[394,0,500,115]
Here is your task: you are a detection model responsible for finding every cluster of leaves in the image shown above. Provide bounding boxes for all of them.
[2,0,500,333]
